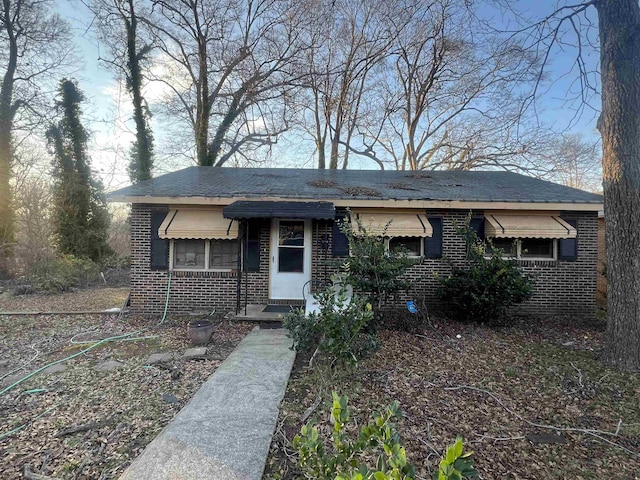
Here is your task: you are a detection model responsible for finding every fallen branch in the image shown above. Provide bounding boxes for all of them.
[301,395,322,424]
[23,464,58,480]
[472,434,526,443]
[55,422,99,438]
[444,384,639,457]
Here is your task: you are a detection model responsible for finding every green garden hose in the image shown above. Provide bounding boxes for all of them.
[0,271,173,398]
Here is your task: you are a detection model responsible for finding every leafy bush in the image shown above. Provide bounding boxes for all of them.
[341,219,413,309]
[284,286,378,367]
[293,392,415,480]
[437,224,533,325]
[26,254,100,293]
[433,437,477,480]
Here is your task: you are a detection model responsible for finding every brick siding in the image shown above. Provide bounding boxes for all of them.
[130,205,597,318]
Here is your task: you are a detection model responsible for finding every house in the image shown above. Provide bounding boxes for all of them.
[108,167,603,318]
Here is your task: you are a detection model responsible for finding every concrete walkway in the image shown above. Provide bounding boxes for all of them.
[120,327,296,480]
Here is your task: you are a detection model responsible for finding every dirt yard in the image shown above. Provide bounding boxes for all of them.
[0,288,254,479]
[264,315,640,479]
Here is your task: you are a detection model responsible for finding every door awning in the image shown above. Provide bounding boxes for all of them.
[223,201,335,220]
[485,214,577,239]
[158,208,238,239]
[351,209,432,237]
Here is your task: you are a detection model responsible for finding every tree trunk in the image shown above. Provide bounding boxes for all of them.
[195,24,210,167]
[126,0,153,183]
[0,0,18,272]
[596,0,640,371]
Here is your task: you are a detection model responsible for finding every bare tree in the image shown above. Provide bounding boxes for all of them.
[505,0,640,371]
[144,0,309,167]
[352,0,543,172]
[88,0,156,183]
[541,133,602,192]
[0,0,73,274]
[299,0,412,169]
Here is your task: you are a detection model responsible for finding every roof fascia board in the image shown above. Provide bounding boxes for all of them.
[108,195,602,212]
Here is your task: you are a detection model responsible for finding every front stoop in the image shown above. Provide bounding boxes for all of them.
[233,303,303,322]
[119,327,296,480]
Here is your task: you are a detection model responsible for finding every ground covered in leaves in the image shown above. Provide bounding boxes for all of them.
[265,315,640,479]
[0,288,254,479]
[0,287,130,313]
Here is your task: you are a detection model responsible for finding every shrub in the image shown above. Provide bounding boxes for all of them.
[293,392,415,480]
[284,286,378,367]
[436,223,533,325]
[341,219,413,310]
[433,437,477,480]
[26,254,100,293]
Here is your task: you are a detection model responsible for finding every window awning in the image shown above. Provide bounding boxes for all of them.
[485,214,577,239]
[158,208,238,239]
[223,201,335,220]
[351,209,432,237]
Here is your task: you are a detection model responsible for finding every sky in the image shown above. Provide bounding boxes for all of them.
[52,0,603,192]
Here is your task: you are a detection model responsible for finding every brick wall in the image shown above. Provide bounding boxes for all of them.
[131,204,262,316]
[401,210,598,317]
[131,204,598,318]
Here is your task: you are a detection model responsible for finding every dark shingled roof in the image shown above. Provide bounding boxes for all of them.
[108,167,603,204]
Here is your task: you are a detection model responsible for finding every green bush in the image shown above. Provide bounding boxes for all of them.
[433,437,477,480]
[341,219,413,310]
[293,392,415,480]
[26,254,100,292]
[436,224,533,325]
[284,286,378,367]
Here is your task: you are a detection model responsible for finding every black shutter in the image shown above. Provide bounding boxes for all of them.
[559,218,578,261]
[332,212,350,257]
[150,210,169,270]
[243,219,262,271]
[470,217,485,240]
[424,217,443,258]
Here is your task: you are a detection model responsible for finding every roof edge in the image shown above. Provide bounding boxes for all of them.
[107,195,603,212]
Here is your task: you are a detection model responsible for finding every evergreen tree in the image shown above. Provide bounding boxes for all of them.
[46,79,112,262]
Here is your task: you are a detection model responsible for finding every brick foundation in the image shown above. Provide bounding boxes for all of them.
[130,205,597,318]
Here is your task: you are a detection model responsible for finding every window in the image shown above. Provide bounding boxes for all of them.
[174,240,206,269]
[171,239,239,271]
[520,238,554,259]
[490,238,556,260]
[210,240,238,269]
[388,237,422,257]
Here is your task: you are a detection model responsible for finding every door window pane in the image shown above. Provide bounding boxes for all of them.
[279,247,304,272]
[174,240,206,269]
[279,221,305,246]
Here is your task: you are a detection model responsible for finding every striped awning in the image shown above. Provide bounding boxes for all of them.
[158,208,238,239]
[485,214,576,239]
[351,209,432,237]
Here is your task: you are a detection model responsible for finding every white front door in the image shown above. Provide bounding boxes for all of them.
[270,219,312,300]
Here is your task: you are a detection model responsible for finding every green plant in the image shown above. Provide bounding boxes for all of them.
[436,220,533,325]
[293,392,415,480]
[340,219,413,310]
[432,437,477,480]
[26,254,100,292]
[284,286,378,367]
